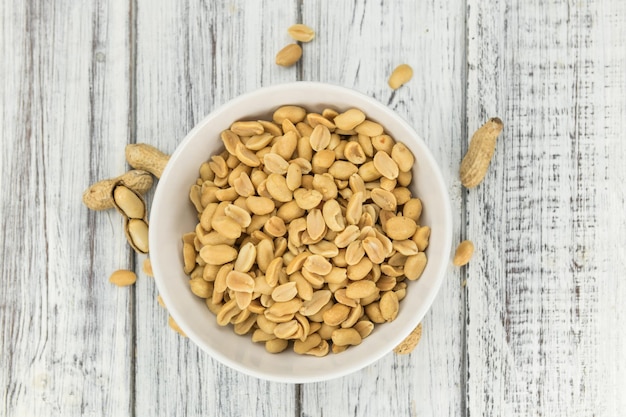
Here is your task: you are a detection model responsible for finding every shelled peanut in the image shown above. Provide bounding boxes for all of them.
[182,105,430,356]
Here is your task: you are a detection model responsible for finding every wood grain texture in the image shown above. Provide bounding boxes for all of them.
[0,0,133,415]
[299,1,466,416]
[133,1,297,416]
[465,0,626,415]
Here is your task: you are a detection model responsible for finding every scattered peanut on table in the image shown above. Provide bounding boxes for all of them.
[453,240,475,266]
[388,64,413,90]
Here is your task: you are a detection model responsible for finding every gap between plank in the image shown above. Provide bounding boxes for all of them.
[461,1,469,416]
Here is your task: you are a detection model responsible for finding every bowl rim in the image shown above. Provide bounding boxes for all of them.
[150,81,453,383]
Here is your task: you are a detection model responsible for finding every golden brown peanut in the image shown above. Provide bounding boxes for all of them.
[346,280,378,299]
[231,120,264,136]
[371,134,395,154]
[199,244,238,265]
[388,64,413,90]
[303,254,332,276]
[109,269,137,287]
[403,198,422,222]
[405,252,427,280]
[300,290,332,316]
[183,242,196,274]
[362,237,386,264]
[266,173,293,202]
[275,44,302,67]
[453,240,475,266]
[328,161,359,180]
[294,333,322,354]
[273,105,307,124]
[394,323,422,354]
[354,320,374,339]
[379,291,399,322]
[334,109,366,131]
[322,303,351,326]
[331,328,362,346]
[264,153,290,175]
[272,282,298,302]
[190,278,212,298]
[287,24,316,42]
[370,188,397,212]
[307,112,336,130]
[305,340,330,357]
[310,125,332,151]
[345,191,364,225]
[226,270,255,293]
[460,118,504,188]
[126,219,149,254]
[125,143,170,179]
[83,170,153,211]
[358,161,382,182]
[373,151,399,180]
[266,338,289,353]
[347,257,373,281]
[413,225,431,252]
[355,120,384,137]
[391,142,415,173]
[384,216,418,240]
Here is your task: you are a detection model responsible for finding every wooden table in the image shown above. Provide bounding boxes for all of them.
[2,1,625,415]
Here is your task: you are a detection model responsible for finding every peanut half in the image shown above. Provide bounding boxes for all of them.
[275,44,303,67]
[388,64,413,90]
[459,118,504,188]
[287,24,316,42]
[453,240,474,266]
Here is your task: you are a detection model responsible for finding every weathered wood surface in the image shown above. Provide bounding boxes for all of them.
[1,0,624,416]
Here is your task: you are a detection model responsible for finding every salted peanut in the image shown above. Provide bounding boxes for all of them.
[322,200,344,232]
[333,225,359,248]
[345,191,363,225]
[370,188,397,212]
[295,122,313,138]
[290,157,312,174]
[190,276,217,298]
[264,216,286,238]
[234,143,261,167]
[323,303,351,326]
[273,131,299,160]
[225,204,252,228]
[265,338,289,353]
[309,241,339,258]
[373,229,393,257]
[346,174,365,196]
[453,240,474,266]
[211,215,242,239]
[233,291,252,310]
[189,184,204,212]
[247,299,265,315]
[371,134,395,154]
[199,244,238,265]
[199,162,215,182]
[333,288,357,308]
[219,130,241,154]
[312,173,338,200]
[413,226,431,251]
[216,299,241,326]
[232,242,255,272]
[247,214,271,234]
[256,315,277,335]
[358,161,382,182]
[252,329,276,343]
[341,141,365,165]
[290,271,312,300]
[265,173,292,202]
[318,323,338,340]
[214,186,238,202]
[257,119,281,136]
[305,209,325,241]
[328,161,358,180]
[403,199,422,222]
[331,328,362,346]
[272,281,298,302]
[281,119,300,138]
[460,118,503,188]
[388,64,413,89]
[364,302,385,323]
[392,239,418,257]
[306,112,336,130]
[309,125,331,151]
[295,135,313,160]
[182,242,196,274]
[293,188,323,210]
[355,120,384,137]
[397,169,412,187]
[347,257,373,281]
[300,289,332,316]
[286,163,302,191]
[323,267,346,285]
[379,177,397,192]
[199,230,235,246]
[287,23,316,42]
[311,150,335,174]
[373,151,399,180]
[275,43,302,67]
[383,216,417,240]
[264,153,290,175]
[379,291,399,322]
[346,280,377,300]
[380,265,403,279]
[208,155,228,178]
[268,298,303,318]
[265,257,284,287]
[392,187,412,206]
[376,275,397,292]
[244,196,274,216]
[294,333,322,355]
[353,320,373,339]
[389,142,414,173]
[334,109,366,131]
[305,340,330,357]
[228,165,252,188]
[231,121,264,136]
[341,304,362,329]
[245,133,274,151]
[234,313,257,334]
[405,252,427,280]
[273,105,307,125]
[362,237,386,264]
[354,134,372,158]
[232,172,255,197]
[303,254,332,276]
[109,269,137,287]
[203,264,220,281]
[345,240,365,266]
[256,238,274,272]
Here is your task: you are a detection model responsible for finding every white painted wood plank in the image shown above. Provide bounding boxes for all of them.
[0,0,133,415]
[300,1,466,415]
[133,1,298,415]
[465,0,626,415]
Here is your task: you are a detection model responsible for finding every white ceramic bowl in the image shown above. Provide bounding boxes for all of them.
[150,82,452,383]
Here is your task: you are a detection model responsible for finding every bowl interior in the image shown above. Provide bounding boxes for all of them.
[150,82,452,383]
